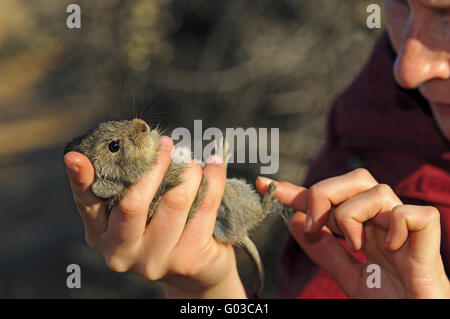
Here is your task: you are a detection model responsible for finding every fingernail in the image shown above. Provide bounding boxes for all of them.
[258,176,274,184]
[304,212,312,233]
[67,164,79,178]
[159,136,173,150]
[206,154,223,165]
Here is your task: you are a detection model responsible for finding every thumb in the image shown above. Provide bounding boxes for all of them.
[64,151,98,207]
[289,212,364,296]
[64,151,106,238]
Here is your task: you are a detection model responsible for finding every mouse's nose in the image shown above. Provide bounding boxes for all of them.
[132,118,149,134]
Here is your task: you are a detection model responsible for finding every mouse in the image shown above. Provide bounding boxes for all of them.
[64,118,293,298]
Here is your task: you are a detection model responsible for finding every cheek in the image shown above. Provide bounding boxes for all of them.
[383,0,410,52]
[92,150,119,178]
[430,107,450,140]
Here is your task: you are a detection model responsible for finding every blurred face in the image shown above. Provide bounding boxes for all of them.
[383,0,450,140]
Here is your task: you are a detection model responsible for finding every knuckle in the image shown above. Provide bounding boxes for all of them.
[199,195,217,212]
[391,204,407,218]
[352,167,370,177]
[424,206,440,221]
[75,198,99,215]
[372,183,393,198]
[164,192,190,212]
[141,260,165,281]
[105,255,130,273]
[117,194,142,219]
[351,167,372,181]
[84,232,98,251]
[171,258,200,278]
[308,184,324,201]
[116,203,140,221]
[144,271,161,282]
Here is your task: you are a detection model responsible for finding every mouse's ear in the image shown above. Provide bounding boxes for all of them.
[92,178,125,199]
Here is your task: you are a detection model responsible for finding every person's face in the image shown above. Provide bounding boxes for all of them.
[383,0,450,140]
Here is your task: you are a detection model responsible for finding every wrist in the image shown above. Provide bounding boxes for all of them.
[440,272,450,298]
[434,262,450,298]
[163,262,247,299]
[409,264,450,298]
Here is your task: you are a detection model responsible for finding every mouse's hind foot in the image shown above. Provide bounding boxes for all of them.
[261,182,294,224]
[262,182,279,210]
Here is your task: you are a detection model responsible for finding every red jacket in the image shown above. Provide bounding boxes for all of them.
[278,33,450,298]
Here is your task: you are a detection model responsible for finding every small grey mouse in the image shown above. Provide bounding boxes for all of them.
[64,118,292,297]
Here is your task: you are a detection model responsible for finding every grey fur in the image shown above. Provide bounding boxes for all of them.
[64,118,293,298]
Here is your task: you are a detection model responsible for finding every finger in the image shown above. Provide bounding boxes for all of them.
[179,154,226,247]
[105,136,173,246]
[323,206,344,237]
[333,184,402,251]
[306,168,378,234]
[256,176,307,212]
[144,160,203,256]
[289,212,364,297]
[64,151,106,241]
[386,205,441,260]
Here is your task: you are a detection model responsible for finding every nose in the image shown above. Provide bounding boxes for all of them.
[394,36,450,89]
[132,118,149,133]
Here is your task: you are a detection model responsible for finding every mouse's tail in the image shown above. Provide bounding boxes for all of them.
[241,235,264,298]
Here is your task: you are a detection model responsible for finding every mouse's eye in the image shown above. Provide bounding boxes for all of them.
[108,140,120,153]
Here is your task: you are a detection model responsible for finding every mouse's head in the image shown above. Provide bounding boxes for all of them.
[64,118,160,199]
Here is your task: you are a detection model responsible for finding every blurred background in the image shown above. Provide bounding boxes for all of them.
[0,0,382,298]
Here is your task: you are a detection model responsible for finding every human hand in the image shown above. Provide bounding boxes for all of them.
[64,136,246,298]
[257,168,450,298]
